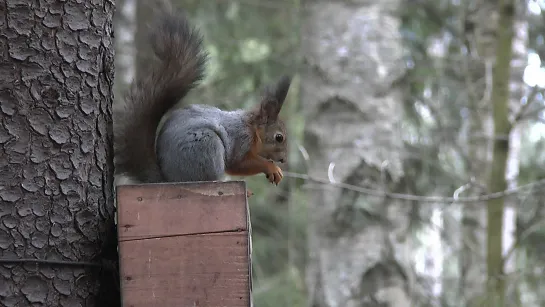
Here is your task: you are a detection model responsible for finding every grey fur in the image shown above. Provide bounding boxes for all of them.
[156,105,253,182]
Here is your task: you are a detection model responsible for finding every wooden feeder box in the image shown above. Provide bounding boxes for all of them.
[116,181,252,307]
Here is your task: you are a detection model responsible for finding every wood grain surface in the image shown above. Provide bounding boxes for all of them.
[116,181,251,307]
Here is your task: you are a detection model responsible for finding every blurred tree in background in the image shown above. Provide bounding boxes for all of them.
[112,0,545,306]
[301,0,410,306]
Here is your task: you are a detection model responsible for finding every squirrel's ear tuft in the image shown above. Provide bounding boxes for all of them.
[273,75,292,104]
[259,75,292,122]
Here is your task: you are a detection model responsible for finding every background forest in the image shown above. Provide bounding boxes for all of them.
[113,0,545,306]
[1,0,545,306]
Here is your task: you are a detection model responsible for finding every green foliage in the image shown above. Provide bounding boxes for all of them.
[400,0,545,305]
[252,268,307,307]
[177,0,298,110]
[400,0,470,202]
[250,188,308,306]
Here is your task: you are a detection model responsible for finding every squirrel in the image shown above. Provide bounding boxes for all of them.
[113,10,291,191]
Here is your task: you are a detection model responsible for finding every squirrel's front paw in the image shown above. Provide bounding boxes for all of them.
[265,164,283,185]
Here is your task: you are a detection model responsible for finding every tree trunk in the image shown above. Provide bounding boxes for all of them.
[503,1,527,304]
[457,0,516,305]
[485,0,515,305]
[0,1,116,306]
[459,0,494,302]
[302,1,409,306]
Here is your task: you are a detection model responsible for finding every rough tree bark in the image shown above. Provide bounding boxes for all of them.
[0,1,116,306]
[302,1,409,306]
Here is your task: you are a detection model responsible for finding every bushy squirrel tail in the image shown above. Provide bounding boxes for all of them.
[114,10,208,183]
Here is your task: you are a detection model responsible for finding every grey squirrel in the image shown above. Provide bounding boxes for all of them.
[113,10,291,189]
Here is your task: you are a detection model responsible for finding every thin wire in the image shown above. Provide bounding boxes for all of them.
[284,171,545,204]
[0,258,113,269]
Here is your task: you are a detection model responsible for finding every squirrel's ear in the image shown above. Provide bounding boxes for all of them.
[272,75,291,104]
[259,75,292,122]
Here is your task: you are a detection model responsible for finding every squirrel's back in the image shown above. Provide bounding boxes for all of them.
[113,10,208,184]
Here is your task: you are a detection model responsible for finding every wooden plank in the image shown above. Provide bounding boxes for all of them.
[116,181,252,306]
[116,181,248,241]
[119,232,250,307]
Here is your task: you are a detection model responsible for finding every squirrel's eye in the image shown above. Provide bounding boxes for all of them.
[275,133,284,143]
